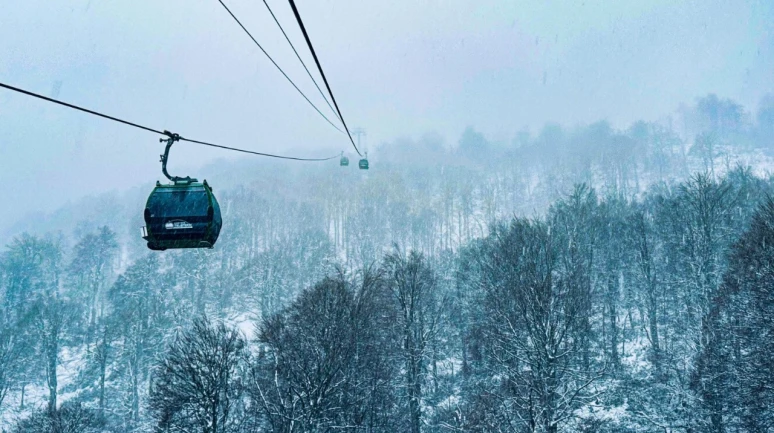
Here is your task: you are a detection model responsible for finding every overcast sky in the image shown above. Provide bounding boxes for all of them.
[0,0,772,231]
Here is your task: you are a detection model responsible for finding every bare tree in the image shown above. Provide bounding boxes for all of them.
[11,401,104,433]
[383,247,443,433]
[477,218,603,433]
[68,226,119,340]
[695,197,774,431]
[631,209,661,367]
[251,270,399,432]
[0,317,21,411]
[149,316,247,433]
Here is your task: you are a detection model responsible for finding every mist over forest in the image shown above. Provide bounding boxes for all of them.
[1,91,774,432]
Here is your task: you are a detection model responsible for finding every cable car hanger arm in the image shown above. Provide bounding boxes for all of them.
[160,132,197,183]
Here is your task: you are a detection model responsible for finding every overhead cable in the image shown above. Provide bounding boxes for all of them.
[287,0,361,156]
[0,82,165,135]
[261,0,339,122]
[0,81,339,162]
[216,0,344,134]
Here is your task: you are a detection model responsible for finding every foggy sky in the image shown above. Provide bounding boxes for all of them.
[0,0,772,232]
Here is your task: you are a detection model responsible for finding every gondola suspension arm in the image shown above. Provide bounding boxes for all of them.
[159,131,198,184]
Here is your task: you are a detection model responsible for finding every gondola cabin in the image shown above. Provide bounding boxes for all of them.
[142,180,222,251]
[359,158,369,170]
[340,155,349,166]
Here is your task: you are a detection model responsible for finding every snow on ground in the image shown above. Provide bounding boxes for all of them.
[225,310,259,342]
[437,394,461,410]
[0,345,88,429]
[1,374,46,430]
[1,381,46,431]
[435,356,463,378]
[56,345,88,404]
[576,399,630,422]
[621,335,652,376]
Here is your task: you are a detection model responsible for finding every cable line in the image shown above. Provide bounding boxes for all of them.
[0,81,340,162]
[261,0,339,123]
[216,0,343,134]
[287,0,361,156]
[181,136,338,161]
[0,82,165,135]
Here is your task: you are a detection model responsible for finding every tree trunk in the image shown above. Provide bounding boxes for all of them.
[131,336,141,422]
[46,327,58,413]
[647,281,660,367]
[409,357,421,433]
[99,352,107,415]
[212,396,219,433]
[406,332,422,433]
[607,273,620,369]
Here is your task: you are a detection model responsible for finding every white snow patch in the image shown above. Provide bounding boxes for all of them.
[621,335,651,375]
[576,399,629,422]
[435,357,463,377]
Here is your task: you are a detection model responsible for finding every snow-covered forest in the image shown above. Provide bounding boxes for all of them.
[2,93,774,432]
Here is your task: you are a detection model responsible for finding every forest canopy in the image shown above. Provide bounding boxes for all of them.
[2,93,774,431]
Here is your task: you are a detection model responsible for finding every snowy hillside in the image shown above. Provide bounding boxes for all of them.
[3,97,774,431]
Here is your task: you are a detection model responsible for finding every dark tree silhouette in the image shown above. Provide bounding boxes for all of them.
[11,401,104,433]
[383,248,442,433]
[252,271,399,432]
[150,316,247,433]
[475,218,603,432]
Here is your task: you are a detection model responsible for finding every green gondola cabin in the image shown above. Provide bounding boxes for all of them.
[142,180,222,250]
